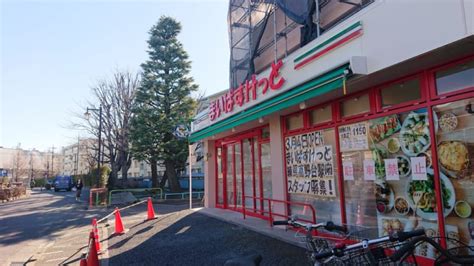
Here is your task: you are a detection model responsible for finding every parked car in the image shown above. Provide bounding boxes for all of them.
[53,176,74,192]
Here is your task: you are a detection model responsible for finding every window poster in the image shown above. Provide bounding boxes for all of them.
[363,159,376,181]
[343,161,354,181]
[411,156,427,180]
[285,131,336,198]
[339,122,369,152]
[384,158,400,180]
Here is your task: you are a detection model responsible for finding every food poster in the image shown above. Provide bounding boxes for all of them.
[340,109,465,251]
[433,98,474,247]
[285,131,337,198]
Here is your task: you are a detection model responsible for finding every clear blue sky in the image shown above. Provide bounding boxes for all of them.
[1,0,229,151]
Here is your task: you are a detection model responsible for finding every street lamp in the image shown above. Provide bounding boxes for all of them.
[85,106,103,187]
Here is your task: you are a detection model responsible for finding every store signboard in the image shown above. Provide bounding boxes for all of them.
[0,169,7,177]
[339,122,369,152]
[285,132,336,198]
[208,60,285,122]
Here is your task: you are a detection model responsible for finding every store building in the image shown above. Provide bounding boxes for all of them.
[191,0,474,260]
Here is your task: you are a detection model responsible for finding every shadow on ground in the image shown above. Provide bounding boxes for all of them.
[108,211,308,266]
[0,189,101,246]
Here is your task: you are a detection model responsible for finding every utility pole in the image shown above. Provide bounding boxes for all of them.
[51,146,55,177]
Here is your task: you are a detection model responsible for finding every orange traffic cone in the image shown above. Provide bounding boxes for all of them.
[146,197,157,221]
[87,231,100,266]
[92,218,101,253]
[114,207,126,235]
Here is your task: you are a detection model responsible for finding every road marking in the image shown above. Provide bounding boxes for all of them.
[45,257,68,262]
[42,250,64,255]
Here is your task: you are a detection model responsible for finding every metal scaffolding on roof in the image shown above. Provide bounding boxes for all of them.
[228,0,373,89]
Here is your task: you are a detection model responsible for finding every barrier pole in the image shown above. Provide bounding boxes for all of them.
[189,143,192,210]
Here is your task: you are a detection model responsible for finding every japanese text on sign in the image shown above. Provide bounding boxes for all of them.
[339,122,369,152]
[209,60,285,121]
[343,161,354,181]
[384,159,399,180]
[411,156,427,180]
[363,159,376,181]
[285,131,335,198]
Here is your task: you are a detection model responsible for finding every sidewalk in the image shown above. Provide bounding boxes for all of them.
[106,207,307,265]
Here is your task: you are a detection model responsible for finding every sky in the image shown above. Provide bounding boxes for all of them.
[1,0,229,152]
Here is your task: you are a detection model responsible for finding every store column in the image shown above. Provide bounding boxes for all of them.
[269,114,287,216]
[204,139,216,208]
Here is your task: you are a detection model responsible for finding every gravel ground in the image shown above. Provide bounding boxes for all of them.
[108,209,308,266]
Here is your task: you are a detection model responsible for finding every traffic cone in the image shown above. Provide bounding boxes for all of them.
[92,218,101,253]
[87,231,100,266]
[146,197,157,221]
[114,207,126,235]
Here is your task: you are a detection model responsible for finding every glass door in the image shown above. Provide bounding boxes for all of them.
[215,127,271,213]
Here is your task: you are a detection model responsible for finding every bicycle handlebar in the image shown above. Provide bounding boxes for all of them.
[272,219,347,233]
[325,221,348,234]
[272,220,289,226]
[311,229,426,262]
[390,236,474,264]
[390,229,426,242]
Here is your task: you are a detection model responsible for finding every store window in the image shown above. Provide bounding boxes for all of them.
[310,105,332,125]
[380,78,421,109]
[340,108,440,248]
[286,113,304,131]
[435,59,474,95]
[433,98,474,249]
[340,93,371,118]
[286,128,341,224]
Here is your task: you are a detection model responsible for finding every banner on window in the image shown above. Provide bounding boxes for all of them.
[285,132,336,197]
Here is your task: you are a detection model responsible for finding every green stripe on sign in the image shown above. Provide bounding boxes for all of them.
[294,21,362,63]
[189,65,348,143]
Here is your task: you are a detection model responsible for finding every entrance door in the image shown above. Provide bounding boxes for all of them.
[216,128,271,214]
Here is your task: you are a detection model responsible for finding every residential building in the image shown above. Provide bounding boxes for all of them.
[61,138,96,176]
[0,146,63,183]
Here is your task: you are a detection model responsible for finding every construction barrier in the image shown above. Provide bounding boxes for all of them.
[89,188,108,208]
[92,218,101,253]
[82,197,159,265]
[108,188,163,205]
[80,231,100,266]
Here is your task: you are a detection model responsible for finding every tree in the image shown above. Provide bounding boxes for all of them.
[73,71,139,189]
[131,16,197,192]
[11,149,28,182]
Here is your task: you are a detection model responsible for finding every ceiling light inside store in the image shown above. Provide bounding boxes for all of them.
[258,117,264,123]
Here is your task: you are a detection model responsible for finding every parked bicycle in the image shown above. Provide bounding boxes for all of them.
[390,235,474,265]
[273,217,348,265]
[274,217,427,265]
[311,228,425,265]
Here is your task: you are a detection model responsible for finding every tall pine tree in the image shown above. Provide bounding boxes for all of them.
[131,16,197,192]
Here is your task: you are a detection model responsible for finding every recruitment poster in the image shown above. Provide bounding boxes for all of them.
[285,131,336,198]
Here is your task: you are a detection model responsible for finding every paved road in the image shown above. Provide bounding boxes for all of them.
[0,188,107,266]
[108,209,308,266]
